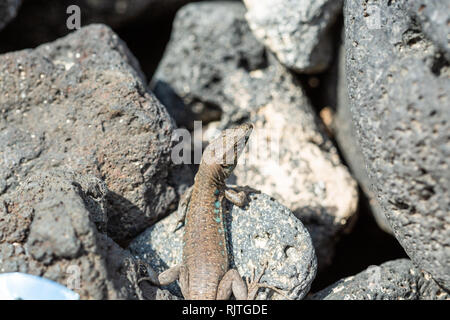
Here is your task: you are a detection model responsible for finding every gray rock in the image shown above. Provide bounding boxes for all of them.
[243,0,343,73]
[129,191,317,300]
[345,0,450,289]
[0,169,141,299]
[153,1,267,127]
[333,44,392,234]
[0,0,20,31]
[0,24,193,243]
[310,259,449,300]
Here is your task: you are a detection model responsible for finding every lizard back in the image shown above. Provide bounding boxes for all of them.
[182,174,228,299]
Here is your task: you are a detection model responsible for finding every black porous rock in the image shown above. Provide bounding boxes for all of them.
[0,169,141,299]
[130,192,317,300]
[311,259,449,300]
[345,0,450,289]
[0,24,193,243]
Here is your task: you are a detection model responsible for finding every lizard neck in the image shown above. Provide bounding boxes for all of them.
[195,163,227,190]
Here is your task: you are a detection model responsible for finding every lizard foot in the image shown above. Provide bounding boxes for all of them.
[136,262,161,286]
[246,261,292,300]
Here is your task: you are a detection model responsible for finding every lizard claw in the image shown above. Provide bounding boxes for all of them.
[173,220,184,232]
[246,261,269,299]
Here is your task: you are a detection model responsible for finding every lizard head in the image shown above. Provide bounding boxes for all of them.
[201,123,253,180]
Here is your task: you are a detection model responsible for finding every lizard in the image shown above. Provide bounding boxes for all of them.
[139,123,282,299]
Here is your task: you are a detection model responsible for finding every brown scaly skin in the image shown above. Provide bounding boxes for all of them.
[139,123,278,299]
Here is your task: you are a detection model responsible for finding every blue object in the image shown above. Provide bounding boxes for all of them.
[0,272,80,300]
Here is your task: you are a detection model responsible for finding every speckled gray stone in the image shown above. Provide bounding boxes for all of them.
[243,0,342,73]
[0,0,20,31]
[333,45,392,234]
[0,24,193,243]
[152,1,267,127]
[345,0,450,289]
[0,169,141,300]
[310,259,449,300]
[129,191,317,300]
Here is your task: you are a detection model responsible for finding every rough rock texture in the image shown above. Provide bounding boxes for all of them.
[130,192,317,300]
[0,24,193,243]
[0,170,140,299]
[0,0,20,31]
[153,1,358,271]
[404,1,450,61]
[153,1,267,127]
[311,259,449,300]
[243,0,343,74]
[333,45,392,234]
[345,0,450,289]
